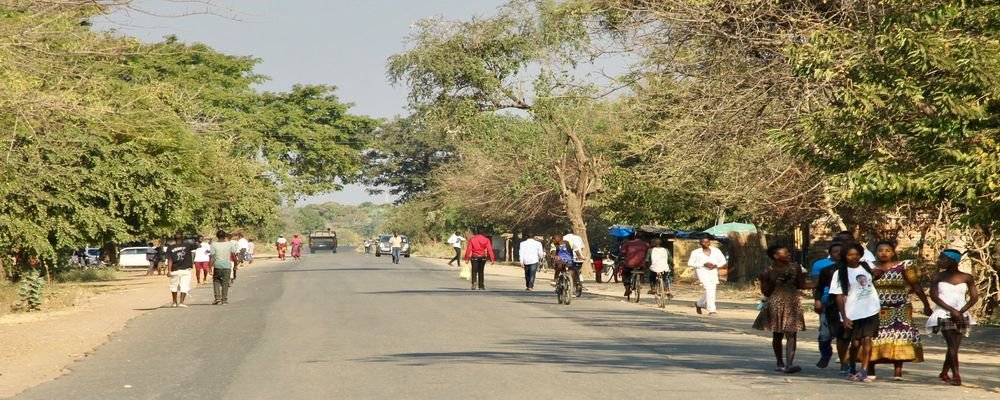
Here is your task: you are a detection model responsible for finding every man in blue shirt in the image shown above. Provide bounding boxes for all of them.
[812,242,845,371]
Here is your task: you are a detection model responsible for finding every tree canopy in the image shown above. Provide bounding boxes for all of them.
[0,2,374,274]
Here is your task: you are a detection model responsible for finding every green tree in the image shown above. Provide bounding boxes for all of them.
[783,0,1000,315]
[386,1,614,273]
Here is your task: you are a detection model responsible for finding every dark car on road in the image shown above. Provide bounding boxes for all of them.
[309,231,338,253]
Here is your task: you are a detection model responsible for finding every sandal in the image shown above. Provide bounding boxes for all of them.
[775,366,786,372]
[938,373,951,383]
[950,376,962,386]
[784,366,802,374]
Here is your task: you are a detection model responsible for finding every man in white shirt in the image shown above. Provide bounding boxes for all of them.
[518,234,546,291]
[447,232,465,267]
[563,230,587,291]
[236,233,250,266]
[646,238,672,297]
[246,239,255,264]
[687,237,727,315]
[193,235,212,285]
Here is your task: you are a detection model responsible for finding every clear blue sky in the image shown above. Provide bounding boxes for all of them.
[98,0,506,205]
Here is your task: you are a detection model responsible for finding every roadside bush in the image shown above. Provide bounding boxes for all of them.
[55,269,117,283]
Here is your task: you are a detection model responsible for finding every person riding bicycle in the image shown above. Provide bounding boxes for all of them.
[646,238,673,298]
[619,233,650,298]
[551,236,576,287]
[562,230,586,292]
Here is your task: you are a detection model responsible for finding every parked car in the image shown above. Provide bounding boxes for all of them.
[374,234,410,258]
[118,247,153,268]
[71,247,102,267]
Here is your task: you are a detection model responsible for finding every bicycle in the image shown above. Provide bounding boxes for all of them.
[602,259,620,283]
[627,268,642,303]
[555,266,573,305]
[654,271,672,308]
[570,262,584,298]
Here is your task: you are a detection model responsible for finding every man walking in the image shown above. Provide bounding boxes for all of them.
[518,234,545,291]
[209,230,238,305]
[833,231,876,264]
[145,242,158,276]
[236,233,250,267]
[194,235,211,285]
[389,232,403,264]
[464,228,495,290]
[166,233,199,308]
[688,237,727,316]
[447,232,466,267]
[364,238,372,255]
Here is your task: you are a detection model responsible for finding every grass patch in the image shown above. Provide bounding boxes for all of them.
[0,280,17,314]
[411,241,456,259]
[54,269,117,283]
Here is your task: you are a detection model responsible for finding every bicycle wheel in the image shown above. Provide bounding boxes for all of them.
[630,273,641,303]
[556,274,565,304]
[563,274,573,305]
[655,275,667,308]
[602,264,614,283]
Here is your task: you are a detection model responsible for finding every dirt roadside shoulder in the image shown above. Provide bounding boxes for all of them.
[0,260,273,399]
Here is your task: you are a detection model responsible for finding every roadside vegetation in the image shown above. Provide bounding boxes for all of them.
[363,0,1000,319]
[0,1,376,290]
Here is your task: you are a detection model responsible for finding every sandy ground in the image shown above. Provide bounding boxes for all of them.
[0,260,273,399]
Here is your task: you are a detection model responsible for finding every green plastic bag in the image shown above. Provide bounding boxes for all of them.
[459,264,471,280]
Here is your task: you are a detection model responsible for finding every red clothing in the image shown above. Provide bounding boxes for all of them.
[464,234,496,262]
[620,239,650,269]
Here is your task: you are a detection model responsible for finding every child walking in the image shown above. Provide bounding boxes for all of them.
[927,249,979,386]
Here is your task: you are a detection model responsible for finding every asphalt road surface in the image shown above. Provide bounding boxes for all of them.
[15,251,997,399]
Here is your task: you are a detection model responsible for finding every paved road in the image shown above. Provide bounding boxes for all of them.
[15,252,997,399]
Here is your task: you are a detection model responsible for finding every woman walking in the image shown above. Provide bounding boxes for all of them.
[867,240,932,381]
[753,245,807,373]
[927,249,979,386]
[291,234,303,260]
[276,235,288,261]
[829,243,881,383]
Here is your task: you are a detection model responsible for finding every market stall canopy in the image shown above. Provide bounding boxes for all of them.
[608,225,635,239]
[636,225,676,237]
[704,222,758,236]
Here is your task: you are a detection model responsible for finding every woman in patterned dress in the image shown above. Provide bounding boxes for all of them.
[867,240,932,380]
[753,245,808,373]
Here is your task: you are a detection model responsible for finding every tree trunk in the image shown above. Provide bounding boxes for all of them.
[564,195,593,277]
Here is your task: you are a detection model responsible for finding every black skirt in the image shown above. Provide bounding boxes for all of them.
[843,314,879,340]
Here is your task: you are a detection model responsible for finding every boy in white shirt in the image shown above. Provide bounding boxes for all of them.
[646,238,672,298]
